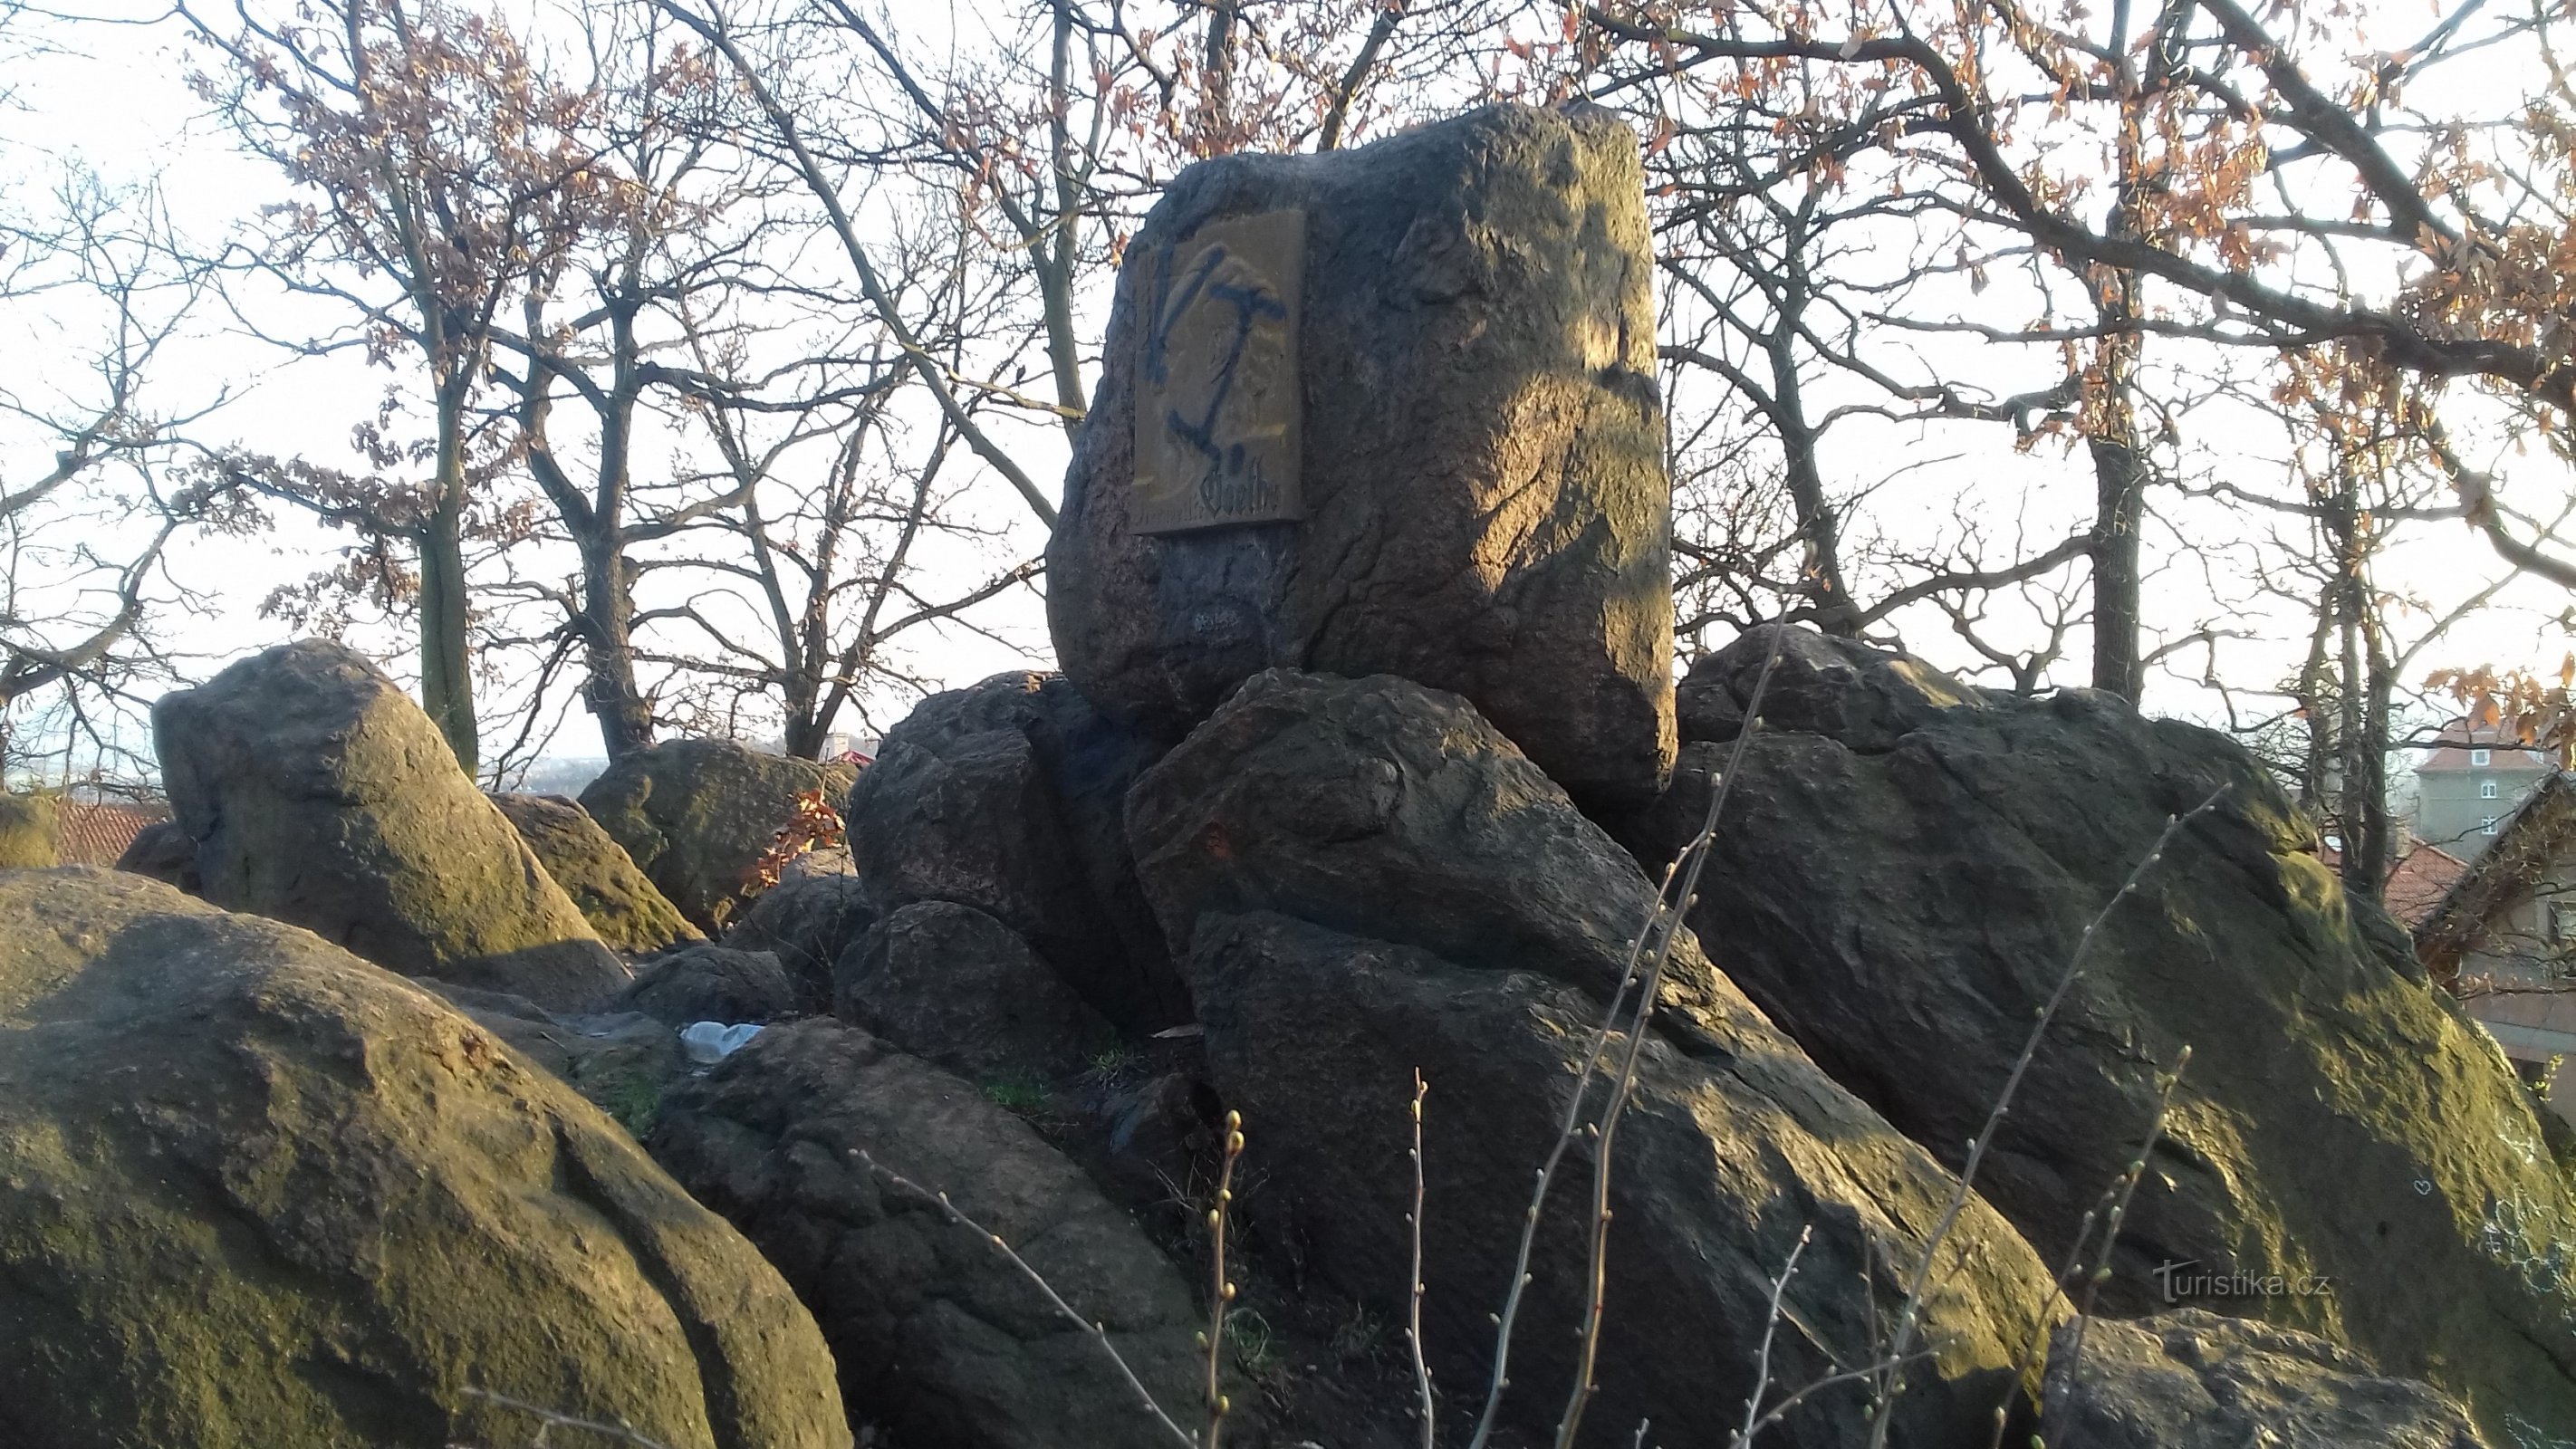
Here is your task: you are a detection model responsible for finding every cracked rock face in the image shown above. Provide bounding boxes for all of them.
[1048,102,1676,810]
[2042,1309,2492,1449]
[1127,668,2056,1449]
[1639,623,2576,1441]
[0,868,849,1449]
[648,1018,1205,1449]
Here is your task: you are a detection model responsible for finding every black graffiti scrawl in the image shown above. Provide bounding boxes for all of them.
[1130,209,1305,534]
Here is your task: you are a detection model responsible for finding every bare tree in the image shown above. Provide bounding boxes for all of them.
[185,0,624,771]
[0,168,252,776]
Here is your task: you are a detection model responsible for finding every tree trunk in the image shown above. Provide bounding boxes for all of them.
[2087,431,2149,701]
[580,541,654,760]
[418,427,477,773]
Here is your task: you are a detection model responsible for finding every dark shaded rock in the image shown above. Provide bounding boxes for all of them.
[491,792,702,954]
[580,739,856,935]
[724,874,874,1012]
[154,640,628,1010]
[111,819,198,893]
[648,1018,1206,1449]
[844,670,1183,1032]
[1049,102,1675,809]
[1637,625,2576,1438]
[615,944,802,1026]
[836,900,1116,1083]
[1674,619,1986,749]
[421,979,689,1137]
[0,792,59,868]
[2041,1310,2491,1449]
[1127,669,2055,1449]
[0,868,848,1449]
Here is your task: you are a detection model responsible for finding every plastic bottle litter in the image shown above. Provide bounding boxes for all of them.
[678,1021,763,1064]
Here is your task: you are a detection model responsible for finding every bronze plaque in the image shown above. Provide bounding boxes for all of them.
[1132,209,1305,534]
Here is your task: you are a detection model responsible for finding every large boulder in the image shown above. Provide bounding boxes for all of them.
[1048,102,1676,809]
[723,873,875,1011]
[112,818,198,892]
[1639,625,2576,1436]
[613,944,803,1026]
[1125,669,2056,1449]
[0,868,848,1449]
[648,1018,1206,1449]
[154,640,627,1010]
[491,791,702,954]
[843,671,1184,1032]
[838,900,1117,1083]
[579,739,856,935]
[0,792,59,867]
[2040,1310,2491,1449]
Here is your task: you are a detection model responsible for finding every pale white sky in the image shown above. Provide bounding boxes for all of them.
[2,0,2568,787]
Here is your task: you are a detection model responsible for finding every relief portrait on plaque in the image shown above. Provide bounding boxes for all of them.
[1131,208,1305,534]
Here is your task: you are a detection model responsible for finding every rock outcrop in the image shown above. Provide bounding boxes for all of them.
[0,792,59,867]
[154,640,627,1009]
[0,868,848,1449]
[838,899,1117,1083]
[613,944,803,1026]
[580,739,856,934]
[1639,625,2576,1437]
[649,1018,1205,1449]
[1126,668,2055,1449]
[1048,102,1675,808]
[722,873,874,1011]
[492,792,702,954]
[2041,1310,2492,1449]
[843,671,1183,1032]
[112,819,197,891]
[423,979,690,1137]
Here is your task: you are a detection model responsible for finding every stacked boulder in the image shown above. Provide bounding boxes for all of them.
[490,791,701,955]
[579,738,856,934]
[1637,627,2576,1436]
[153,639,628,1010]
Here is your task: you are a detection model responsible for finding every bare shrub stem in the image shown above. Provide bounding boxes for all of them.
[1409,1070,1437,1449]
[1862,785,2227,1449]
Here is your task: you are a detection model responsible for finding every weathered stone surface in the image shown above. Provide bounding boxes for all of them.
[0,792,59,868]
[648,1018,1205,1449]
[423,979,689,1138]
[2040,1310,2491,1449]
[837,900,1116,1083]
[1127,669,2055,1449]
[724,874,874,1012]
[112,819,197,892]
[579,739,856,935]
[1049,102,1676,808]
[155,640,627,1010]
[492,792,702,955]
[615,944,803,1026]
[0,868,848,1449]
[1639,624,2576,1437]
[844,671,1183,1032]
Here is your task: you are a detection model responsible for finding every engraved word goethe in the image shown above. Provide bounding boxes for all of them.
[1132,208,1305,534]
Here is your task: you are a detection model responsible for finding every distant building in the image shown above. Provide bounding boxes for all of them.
[2417,772,2576,1119]
[2414,717,2556,860]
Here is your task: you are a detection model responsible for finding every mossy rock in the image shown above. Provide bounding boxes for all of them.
[154,640,628,1010]
[0,792,59,868]
[0,868,850,1449]
[492,792,701,955]
[1644,626,2576,1440]
[580,740,855,934]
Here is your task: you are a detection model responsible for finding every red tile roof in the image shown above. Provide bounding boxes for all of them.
[58,800,167,866]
